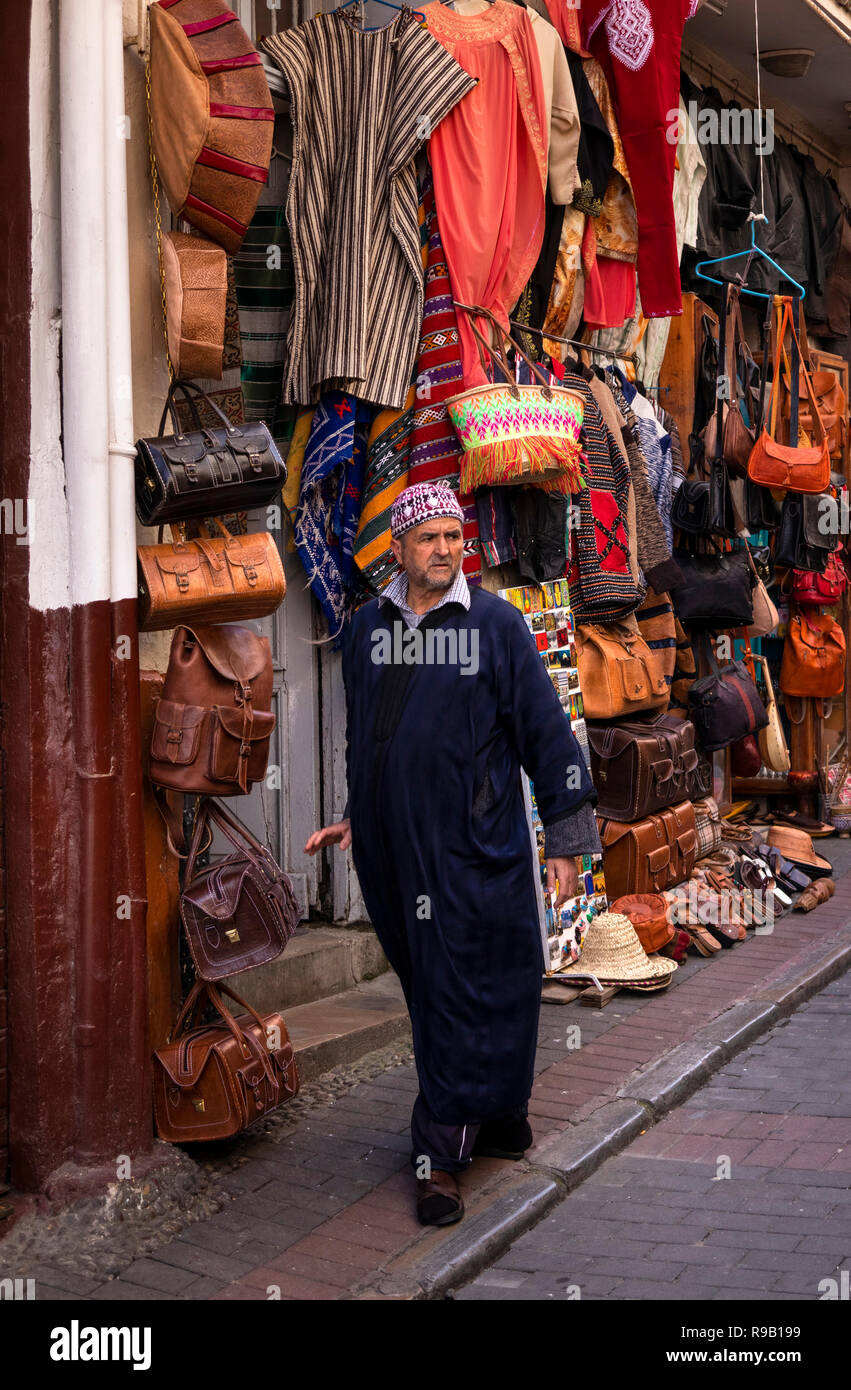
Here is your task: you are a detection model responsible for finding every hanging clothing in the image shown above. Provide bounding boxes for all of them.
[262,10,475,409]
[354,165,482,593]
[426,0,548,389]
[580,0,700,319]
[342,582,598,1142]
[294,391,374,638]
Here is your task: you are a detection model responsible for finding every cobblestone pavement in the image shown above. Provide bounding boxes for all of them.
[456,973,851,1301]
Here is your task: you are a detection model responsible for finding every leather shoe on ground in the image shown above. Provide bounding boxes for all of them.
[416,1170,464,1226]
[472,1117,534,1160]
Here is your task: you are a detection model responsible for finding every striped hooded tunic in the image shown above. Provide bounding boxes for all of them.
[262,9,476,411]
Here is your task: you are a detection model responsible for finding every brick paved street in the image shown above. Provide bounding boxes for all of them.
[457,973,851,1301]
[6,843,851,1300]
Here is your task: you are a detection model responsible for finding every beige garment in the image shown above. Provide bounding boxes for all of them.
[454,0,580,204]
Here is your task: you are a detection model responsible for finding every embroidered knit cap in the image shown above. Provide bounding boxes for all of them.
[390,483,464,538]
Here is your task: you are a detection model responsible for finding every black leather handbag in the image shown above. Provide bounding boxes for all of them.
[774,493,831,573]
[688,651,769,755]
[671,547,755,631]
[135,380,287,527]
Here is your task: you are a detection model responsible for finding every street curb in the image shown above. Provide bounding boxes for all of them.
[392,913,851,1299]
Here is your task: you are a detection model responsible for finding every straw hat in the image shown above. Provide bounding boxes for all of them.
[560,912,677,985]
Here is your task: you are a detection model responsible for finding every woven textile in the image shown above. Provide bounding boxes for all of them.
[354,168,482,592]
[293,391,373,639]
[564,373,637,624]
[694,796,723,860]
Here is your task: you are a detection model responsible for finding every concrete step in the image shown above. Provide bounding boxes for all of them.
[285,973,410,1084]
[223,924,389,1013]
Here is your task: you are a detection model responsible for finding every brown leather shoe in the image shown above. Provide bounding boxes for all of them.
[416,1170,464,1227]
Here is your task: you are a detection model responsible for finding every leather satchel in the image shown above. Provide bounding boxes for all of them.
[782,367,847,459]
[574,621,669,721]
[153,980,299,1144]
[774,492,832,574]
[135,380,286,527]
[180,799,299,982]
[747,298,831,494]
[671,548,755,632]
[721,289,757,477]
[150,624,275,796]
[598,801,697,899]
[138,520,285,632]
[587,714,701,822]
[791,551,848,608]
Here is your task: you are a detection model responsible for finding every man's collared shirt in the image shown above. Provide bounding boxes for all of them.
[378,568,471,630]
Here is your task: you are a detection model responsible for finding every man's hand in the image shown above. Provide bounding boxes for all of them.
[545,856,578,910]
[305,819,352,855]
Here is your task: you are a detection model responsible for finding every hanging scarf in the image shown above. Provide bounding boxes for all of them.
[294,391,373,639]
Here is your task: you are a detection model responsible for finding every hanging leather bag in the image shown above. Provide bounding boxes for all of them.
[180,799,299,982]
[780,609,845,703]
[747,297,831,494]
[153,980,299,1144]
[598,801,697,899]
[150,624,275,795]
[673,294,737,539]
[671,546,755,631]
[135,380,287,527]
[742,543,778,637]
[721,288,757,477]
[687,638,769,753]
[574,621,669,721]
[587,714,702,822]
[774,492,832,573]
[791,551,848,608]
[138,519,285,631]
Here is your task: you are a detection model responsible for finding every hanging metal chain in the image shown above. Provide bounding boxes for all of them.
[145,53,174,383]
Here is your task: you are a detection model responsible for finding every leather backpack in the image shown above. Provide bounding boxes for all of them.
[150,625,275,796]
[574,621,669,721]
[791,551,848,608]
[181,799,299,982]
[587,714,701,822]
[153,980,299,1144]
[780,610,845,702]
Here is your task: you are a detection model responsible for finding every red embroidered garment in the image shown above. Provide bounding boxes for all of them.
[579,0,699,319]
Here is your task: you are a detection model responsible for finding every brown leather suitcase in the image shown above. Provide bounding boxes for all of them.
[587,714,703,822]
[598,801,697,899]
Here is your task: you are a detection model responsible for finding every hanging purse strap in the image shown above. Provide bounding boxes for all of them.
[715,282,730,449]
[460,303,558,396]
[765,298,827,447]
[158,378,241,441]
[754,294,774,435]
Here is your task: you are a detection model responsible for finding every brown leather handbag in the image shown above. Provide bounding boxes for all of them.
[150,625,275,795]
[574,621,669,721]
[181,799,299,982]
[153,980,299,1143]
[587,714,701,822]
[783,368,847,458]
[747,298,831,494]
[138,520,285,632]
[721,289,757,477]
[598,801,697,900]
[610,893,674,955]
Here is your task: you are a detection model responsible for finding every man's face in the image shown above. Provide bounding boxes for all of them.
[391,516,463,592]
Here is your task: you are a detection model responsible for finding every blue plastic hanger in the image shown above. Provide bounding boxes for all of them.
[336,0,426,28]
[694,213,807,302]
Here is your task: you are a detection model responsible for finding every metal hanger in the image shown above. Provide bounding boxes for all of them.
[336,0,426,29]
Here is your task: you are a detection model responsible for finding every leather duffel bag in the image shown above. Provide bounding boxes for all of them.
[574,621,669,721]
[138,521,285,632]
[598,801,697,900]
[150,625,275,796]
[610,893,674,955]
[135,380,286,527]
[671,549,755,632]
[153,980,299,1144]
[181,799,299,982]
[687,656,769,754]
[587,714,701,822]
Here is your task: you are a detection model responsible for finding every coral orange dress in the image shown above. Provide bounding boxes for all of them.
[426,1,548,389]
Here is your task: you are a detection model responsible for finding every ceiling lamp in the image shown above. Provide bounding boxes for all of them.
[758,48,815,79]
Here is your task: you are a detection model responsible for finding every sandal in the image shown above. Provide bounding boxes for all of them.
[794,878,835,912]
[683,924,722,956]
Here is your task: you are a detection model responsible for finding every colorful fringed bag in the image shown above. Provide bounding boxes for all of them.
[446,306,586,496]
